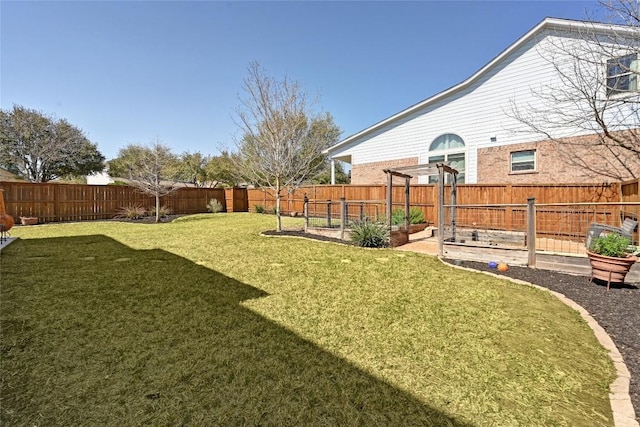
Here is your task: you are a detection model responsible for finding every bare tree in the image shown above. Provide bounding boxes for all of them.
[509,0,640,181]
[0,105,105,182]
[108,141,180,223]
[234,62,341,231]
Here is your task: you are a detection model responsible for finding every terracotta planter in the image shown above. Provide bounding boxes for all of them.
[586,250,637,289]
[20,217,38,226]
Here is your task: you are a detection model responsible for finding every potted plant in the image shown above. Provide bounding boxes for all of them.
[586,232,639,289]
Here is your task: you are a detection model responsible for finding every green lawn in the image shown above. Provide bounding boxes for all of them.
[1,214,615,426]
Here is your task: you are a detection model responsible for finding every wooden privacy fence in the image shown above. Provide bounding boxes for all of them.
[3,178,637,225]
[247,181,625,225]
[0,181,226,223]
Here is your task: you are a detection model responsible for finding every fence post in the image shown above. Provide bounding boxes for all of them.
[527,197,536,268]
[340,197,346,239]
[360,202,364,222]
[303,194,309,232]
[404,177,410,231]
[327,199,332,228]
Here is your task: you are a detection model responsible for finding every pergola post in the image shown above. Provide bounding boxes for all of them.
[404,176,410,231]
[438,165,445,257]
[330,158,336,185]
[451,174,457,243]
[382,163,456,254]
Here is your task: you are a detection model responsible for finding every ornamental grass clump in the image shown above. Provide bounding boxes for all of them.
[350,220,389,248]
[207,198,224,213]
[589,232,631,257]
[409,207,426,224]
[149,205,172,218]
[391,207,427,225]
[115,205,147,219]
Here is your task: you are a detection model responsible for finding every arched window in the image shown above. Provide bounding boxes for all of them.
[428,133,465,183]
[430,133,465,151]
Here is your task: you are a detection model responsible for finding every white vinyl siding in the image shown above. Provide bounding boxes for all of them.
[331,27,616,184]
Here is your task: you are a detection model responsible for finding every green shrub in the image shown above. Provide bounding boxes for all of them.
[254,204,265,214]
[207,198,224,213]
[115,205,147,219]
[391,208,405,225]
[391,207,426,225]
[350,220,389,248]
[409,207,426,224]
[589,232,631,257]
[149,205,172,218]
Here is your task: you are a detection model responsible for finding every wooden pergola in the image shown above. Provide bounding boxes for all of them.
[383,163,458,254]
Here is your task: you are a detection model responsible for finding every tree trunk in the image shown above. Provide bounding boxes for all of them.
[276,182,282,232]
[155,194,160,223]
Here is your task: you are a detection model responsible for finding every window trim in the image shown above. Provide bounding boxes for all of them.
[510,149,536,174]
[427,133,466,184]
[606,53,639,97]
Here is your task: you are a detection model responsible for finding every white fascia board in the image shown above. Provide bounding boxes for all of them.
[324,17,638,156]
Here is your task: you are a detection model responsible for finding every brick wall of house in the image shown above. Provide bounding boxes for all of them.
[351,157,419,185]
[477,133,640,184]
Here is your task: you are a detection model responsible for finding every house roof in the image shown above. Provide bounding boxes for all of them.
[0,167,24,182]
[325,17,638,156]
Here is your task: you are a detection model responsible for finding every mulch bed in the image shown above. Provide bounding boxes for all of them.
[261,229,356,245]
[443,259,640,421]
[262,230,639,420]
[109,214,187,224]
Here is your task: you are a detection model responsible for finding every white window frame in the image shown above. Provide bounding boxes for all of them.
[606,53,639,96]
[510,149,536,173]
[427,134,466,184]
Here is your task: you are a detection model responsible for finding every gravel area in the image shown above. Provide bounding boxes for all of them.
[444,259,639,422]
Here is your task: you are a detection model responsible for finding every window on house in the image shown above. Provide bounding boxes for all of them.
[606,53,639,96]
[511,150,536,172]
[427,133,465,184]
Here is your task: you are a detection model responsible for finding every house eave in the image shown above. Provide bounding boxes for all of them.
[324,17,639,157]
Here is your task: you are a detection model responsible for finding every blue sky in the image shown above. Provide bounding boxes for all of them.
[1,1,600,161]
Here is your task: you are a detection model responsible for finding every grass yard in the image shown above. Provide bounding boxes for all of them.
[1,214,615,426]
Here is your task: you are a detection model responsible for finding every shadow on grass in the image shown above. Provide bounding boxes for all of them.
[1,235,473,426]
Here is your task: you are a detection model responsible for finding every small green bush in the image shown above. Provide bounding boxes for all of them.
[589,232,631,257]
[115,205,147,219]
[350,220,389,248]
[254,204,265,214]
[391,207,426,225]
[207,198,224,213]
[149,205,172,218]
[409,207,426,224]
[391,208,405,226]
